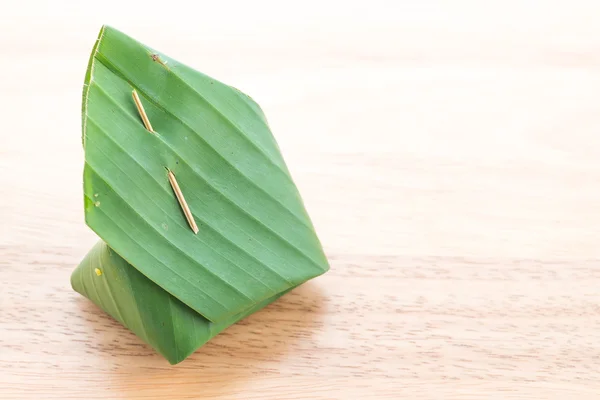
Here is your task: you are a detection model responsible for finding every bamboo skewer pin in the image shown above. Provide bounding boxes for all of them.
[167,169,199,234]
[131,88,198,234]
[132,89,154,133]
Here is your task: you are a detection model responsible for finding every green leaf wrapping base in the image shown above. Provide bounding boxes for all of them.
[71,26,329,364]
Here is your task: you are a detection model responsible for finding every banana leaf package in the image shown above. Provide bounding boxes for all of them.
[71,26,330,364]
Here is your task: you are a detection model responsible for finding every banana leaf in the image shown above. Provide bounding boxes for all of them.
[71,26,329,364]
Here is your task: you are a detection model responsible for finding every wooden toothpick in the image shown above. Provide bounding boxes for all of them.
[167,169,199,234]
[132,89,154,133]
[131,88,195,233]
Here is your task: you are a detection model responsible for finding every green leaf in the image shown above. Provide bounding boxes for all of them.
[71,241,289,364]
[71,26,329,363]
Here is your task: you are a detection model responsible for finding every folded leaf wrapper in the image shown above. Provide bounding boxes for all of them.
[71,26,329,364]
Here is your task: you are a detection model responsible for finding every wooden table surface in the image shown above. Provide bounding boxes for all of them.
[2,2,600,399]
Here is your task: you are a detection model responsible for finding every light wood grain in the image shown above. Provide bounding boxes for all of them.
[2,1,600,399]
